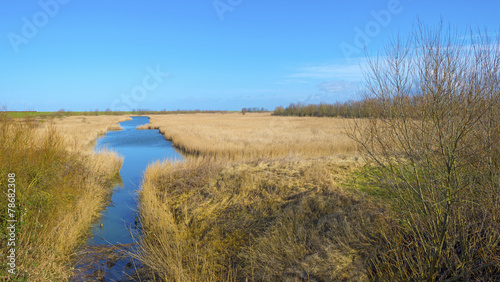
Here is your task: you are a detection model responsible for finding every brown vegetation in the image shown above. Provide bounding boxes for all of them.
[349,22,500,280]
[38,115,131,151]
[0,114,128,280]
[138,113,357,160]
[135,156,378,281]
[135,22,500,281]
[133,113,373,280]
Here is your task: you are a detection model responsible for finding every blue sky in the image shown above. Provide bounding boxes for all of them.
[1,0,499,111]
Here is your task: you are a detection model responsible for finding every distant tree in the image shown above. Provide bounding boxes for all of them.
[273,106,285,116]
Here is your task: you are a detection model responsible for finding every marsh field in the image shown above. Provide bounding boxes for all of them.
[135,113,365,281]
[1,107,499,281]
[2,25,500,282]
[1,112,369,281]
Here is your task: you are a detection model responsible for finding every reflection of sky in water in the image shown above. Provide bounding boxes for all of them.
[90,116,183,246]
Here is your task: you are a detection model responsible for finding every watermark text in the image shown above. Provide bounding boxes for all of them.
[6,173,17,275]
[340,0,405,62]
[7,0,71,53]
[213,0,243,21]
[110,65,169,111]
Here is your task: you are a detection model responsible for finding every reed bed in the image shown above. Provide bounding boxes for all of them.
[136,156,378,281]
[138,113,357,160]
[133,113,377,281]
[0,114,127,280]
[37,115,131,151]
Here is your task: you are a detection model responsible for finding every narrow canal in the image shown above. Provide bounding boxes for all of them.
[73,116,182,281]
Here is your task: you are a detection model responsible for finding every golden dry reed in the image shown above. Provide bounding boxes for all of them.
[138,113,357,160]
[136,156,375,281]
[0,114,129,280]
[134,113,376,281]
[38,115,131,151]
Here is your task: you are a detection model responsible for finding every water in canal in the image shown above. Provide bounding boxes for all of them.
[74,116,182,281]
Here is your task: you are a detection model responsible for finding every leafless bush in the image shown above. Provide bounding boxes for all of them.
[350,21,500,280]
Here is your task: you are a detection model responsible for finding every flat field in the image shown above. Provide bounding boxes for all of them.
[38,115,131,151]
[138,113,358,160]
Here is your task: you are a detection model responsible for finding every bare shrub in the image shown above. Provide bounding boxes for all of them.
[349,21,500,280]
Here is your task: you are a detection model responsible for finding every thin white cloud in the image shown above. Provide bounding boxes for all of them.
[457,31,500,41]
[287,58,368,81]
[276,79,310,85]
[317,80,360,93]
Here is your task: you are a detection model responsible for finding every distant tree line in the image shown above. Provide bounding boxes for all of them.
[241,107,268,114]
[272,100,373,118]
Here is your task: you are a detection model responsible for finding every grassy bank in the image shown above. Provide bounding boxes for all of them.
[136,156,380,281]
[0,114,128,280]
[134,113,380,281]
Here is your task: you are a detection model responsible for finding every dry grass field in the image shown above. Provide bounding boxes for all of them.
[133,113,380,281]
[137,110,500,280]
[37,115,131,151]
[136,156,379,281]
[138,113,357,160]
[0,114,129,280]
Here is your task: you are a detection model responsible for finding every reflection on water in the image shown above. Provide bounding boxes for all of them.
[73,116,182,281]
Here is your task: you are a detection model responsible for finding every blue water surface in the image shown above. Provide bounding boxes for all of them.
[90,116,182,245]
